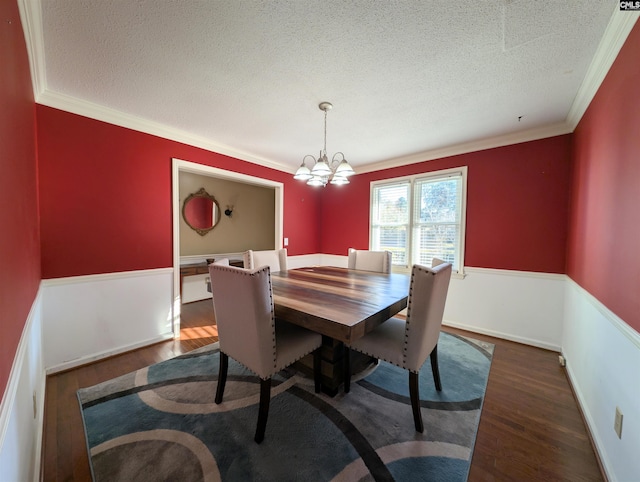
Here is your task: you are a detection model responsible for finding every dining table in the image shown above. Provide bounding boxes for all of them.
[270,266,411,394]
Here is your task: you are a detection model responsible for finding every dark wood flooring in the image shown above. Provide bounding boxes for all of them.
[42,299,603,481]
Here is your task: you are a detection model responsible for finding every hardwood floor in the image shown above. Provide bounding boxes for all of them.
[42,299,603,481]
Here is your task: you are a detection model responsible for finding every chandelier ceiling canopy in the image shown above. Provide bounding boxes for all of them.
[294,102,355,187]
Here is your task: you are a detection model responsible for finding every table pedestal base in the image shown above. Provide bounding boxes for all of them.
[295,335,375,396]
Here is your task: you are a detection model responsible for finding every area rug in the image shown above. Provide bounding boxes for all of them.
[78,332,493,481]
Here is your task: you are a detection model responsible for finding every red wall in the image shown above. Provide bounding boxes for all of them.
[321,136,573,273]
[37,103,574,279]
[568,23,640,333]
[0,0,40,401]
[36,106,322,278]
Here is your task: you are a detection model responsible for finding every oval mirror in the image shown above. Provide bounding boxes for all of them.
[182,188,221,236]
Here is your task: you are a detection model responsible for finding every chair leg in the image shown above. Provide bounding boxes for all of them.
[343,347,351,393]
[430,344,442,391]
[255,378,271,444]
[409,372,424,433]
[313,348,322,393]
[215,352,229,404]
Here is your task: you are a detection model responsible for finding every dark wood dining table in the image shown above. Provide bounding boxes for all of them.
[270,266,411,393]
[271,266,411,343]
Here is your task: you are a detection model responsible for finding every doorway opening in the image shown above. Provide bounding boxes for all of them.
[171,158,284,339]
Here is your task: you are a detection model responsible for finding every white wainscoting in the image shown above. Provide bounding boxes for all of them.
[0,289,45,482]
[563,280,640,482]
[290,253,326,268]
[442,267,566,351]
[41,268,175,373]
[317,253,348,268]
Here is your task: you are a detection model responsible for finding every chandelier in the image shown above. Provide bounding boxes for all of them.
[293,102,355,186]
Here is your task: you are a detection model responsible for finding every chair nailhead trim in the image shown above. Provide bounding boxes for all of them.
[353,348,401,370]
[403,266,419,366]
[267,273,277,369]
[211,265,277,369]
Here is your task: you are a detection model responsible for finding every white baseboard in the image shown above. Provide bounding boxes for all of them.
[442,319,561,352]
[45,332,175,375]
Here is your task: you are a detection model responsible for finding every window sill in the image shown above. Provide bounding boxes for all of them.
[392,266,466,279]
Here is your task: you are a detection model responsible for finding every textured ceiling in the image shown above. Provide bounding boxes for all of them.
[25,0,626,173]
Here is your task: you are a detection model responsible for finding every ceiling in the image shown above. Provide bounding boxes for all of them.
[20,1,635,174]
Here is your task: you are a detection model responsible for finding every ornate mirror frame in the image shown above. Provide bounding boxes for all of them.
[181,187,221,236]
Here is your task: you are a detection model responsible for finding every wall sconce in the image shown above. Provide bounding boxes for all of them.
[224,205,233,217]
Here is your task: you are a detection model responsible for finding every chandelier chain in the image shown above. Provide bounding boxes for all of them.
[323,108,328,158]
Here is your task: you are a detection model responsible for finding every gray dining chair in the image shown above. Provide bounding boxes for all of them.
[347,248,392,273]
[243,248,288,272]
[343,259,453,432]
[208,264,322,443]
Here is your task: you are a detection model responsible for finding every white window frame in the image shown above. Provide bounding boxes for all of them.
[370,166,467,277]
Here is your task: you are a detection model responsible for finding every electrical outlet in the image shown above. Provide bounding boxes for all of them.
[614,406,623,439]
[284,238,289,247]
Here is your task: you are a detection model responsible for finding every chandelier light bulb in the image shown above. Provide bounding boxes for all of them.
[293,162,312,181]
[330,174,350,185]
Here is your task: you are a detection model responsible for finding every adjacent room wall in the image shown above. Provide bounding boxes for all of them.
[179,171,276,256]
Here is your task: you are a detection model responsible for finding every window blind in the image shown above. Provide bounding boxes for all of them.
[412,174,462,270]
[371,182,410,265]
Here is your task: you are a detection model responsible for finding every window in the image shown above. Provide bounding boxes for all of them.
[371,166,467,274]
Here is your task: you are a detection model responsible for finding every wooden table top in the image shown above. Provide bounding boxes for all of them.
[271,266,411,343]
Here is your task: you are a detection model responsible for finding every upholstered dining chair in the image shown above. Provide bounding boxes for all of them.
[205,258,229,293]
[347,248,392,273]
[208,264,322,443]
[343,259,453,432]
[243,248,288,272]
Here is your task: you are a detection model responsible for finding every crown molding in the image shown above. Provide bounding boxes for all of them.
[17,0,46,97]
[566,11,639,130]
[36,90,294,173]
[356,122,571,174]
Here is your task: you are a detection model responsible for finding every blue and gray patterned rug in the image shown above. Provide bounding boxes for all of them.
[78,332,493,481]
